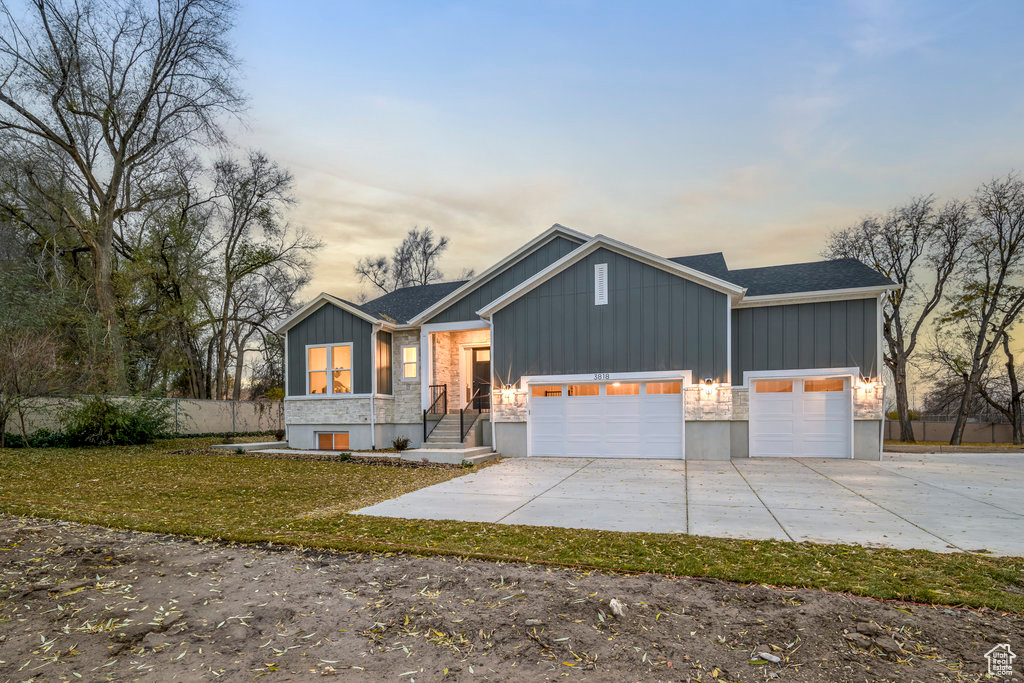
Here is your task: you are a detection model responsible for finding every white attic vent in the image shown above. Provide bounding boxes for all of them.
[594,263,608,305]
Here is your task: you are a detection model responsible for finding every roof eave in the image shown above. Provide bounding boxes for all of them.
[273,293,387,334]
[733,284,898,309]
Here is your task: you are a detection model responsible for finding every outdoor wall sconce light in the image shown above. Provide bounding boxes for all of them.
[701,377,716,398]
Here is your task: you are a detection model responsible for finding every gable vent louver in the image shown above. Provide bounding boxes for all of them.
[594,263,608,305]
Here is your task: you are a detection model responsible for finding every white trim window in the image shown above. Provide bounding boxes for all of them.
[401,344,419,381]
[307,343,353,395]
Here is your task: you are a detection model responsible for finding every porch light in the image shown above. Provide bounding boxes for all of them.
[701,378,716,398]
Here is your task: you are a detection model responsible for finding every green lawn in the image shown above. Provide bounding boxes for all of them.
[1,437,1022,613]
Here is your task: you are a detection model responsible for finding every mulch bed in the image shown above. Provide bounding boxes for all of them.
[169,447,471,469]
[1,516,1021,681]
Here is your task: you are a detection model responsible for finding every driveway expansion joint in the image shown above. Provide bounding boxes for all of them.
[732,460,795,542]
[494,458,594,523]
[794,459,966,553]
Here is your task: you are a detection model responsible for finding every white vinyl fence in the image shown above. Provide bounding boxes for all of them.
[10,397,283,436]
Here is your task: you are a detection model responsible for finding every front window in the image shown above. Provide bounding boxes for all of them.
[402,345,418,380]
[308,344,352,395]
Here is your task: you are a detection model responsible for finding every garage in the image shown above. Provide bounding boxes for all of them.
[527,378,684,458]
[748,375,852,458]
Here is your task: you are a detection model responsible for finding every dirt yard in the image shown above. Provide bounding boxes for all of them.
[0,517,1020,681]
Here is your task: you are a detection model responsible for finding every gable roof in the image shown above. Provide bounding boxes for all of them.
[273,292,383,333]
[407,223,590,325]
[476,234,747,318]
[360,280,468,324]
[727,258,896,297]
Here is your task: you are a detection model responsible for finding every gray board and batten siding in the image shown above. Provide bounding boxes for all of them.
[730,298,878,385]
[491,247,729,387]
[286,302,373,396]
[424,235,583,324]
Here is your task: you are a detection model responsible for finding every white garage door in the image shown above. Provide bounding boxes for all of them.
[528,380,683,458]
[749,376,851,458]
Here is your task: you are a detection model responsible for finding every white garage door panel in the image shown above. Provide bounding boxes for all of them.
[750,376,851,458]
[529,380,683,459]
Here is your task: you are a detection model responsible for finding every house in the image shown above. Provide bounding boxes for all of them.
[275,225,896,460]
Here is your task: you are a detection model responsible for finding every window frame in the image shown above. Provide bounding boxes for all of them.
[400,344,419,382]
[305,342,354,396]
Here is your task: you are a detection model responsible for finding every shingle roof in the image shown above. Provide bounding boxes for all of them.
[360,280,468,324]
[347,250,894,326]
[669,253,730,280]
[669,253,894,297]
[724,258,895,296]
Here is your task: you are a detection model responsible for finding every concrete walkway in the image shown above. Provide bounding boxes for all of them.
[354,453,1024,555]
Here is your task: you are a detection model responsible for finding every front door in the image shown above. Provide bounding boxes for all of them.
[472,348,490,410]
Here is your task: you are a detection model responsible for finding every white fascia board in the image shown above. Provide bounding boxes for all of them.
[740,367,861,388]
[518,370,693,386]
[420,319,490,333]
[476,235,746,318]
[406,224,591,326]
[732,285,898,309]
[273,293,386,333]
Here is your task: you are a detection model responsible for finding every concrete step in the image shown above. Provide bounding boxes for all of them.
[401,446,498,465]
[423,441,473,449]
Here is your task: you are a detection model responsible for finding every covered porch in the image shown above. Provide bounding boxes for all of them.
[420,321,492,414]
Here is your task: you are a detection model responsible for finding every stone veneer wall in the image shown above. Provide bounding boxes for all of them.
[430,328,490,410]
[491,388,527,423]
[491,382,882,424]
[391,329,423,423]
[285,396,397,426]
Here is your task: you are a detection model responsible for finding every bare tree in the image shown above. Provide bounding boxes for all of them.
[975,332,1023,443]
[354,255,393,294]
[201,150,319,399]
[405,226,448,286]
[354,226,450,293]
[0,0,243,390]
[824,197,969,442]
[936,174,1024,444]
[0,330,59,445]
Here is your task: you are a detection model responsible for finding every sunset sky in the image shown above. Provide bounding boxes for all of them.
[231,0,1024,302]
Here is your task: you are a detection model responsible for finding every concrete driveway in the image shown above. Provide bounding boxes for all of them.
[355,453,1024,555]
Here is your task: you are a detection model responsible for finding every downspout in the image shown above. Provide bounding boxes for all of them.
[370,323,379,450]
[489,318,496,452]
[282,331,289,444]
[877,291,885,460]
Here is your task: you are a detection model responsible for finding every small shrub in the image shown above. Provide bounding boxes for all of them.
[235,447,245,454]
[63,396,172,447]
[461,460,474,468]
[27,429,69,448]
[886,409,921,421]
[222,434,236,444]
[337,452,351,461]
[392,436,410,451]
[274,429,285,441]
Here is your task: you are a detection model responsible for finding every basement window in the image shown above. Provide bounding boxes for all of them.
[317,432,349,450]
[594,263,608,305]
